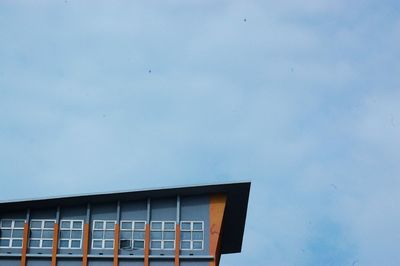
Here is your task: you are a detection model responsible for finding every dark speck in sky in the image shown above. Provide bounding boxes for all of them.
[243,18,247,22]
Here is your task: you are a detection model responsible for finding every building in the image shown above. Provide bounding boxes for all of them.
[0,182,251,266]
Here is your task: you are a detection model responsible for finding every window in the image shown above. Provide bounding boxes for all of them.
[0,219,25,248]
[92,220,115,249]
[29,220,55,248]
[180,221,204,250]
[150,221,175,250]
[59,220,83,249]
[120,220,146,250]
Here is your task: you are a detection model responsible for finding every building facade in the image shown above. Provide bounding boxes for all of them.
[0,182,250,266]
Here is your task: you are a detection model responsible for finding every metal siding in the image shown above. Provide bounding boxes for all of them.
[89,203,117,256]
[57,259,83,266]
[180,196,210,256]
[150,198,176,257]
[0,258,20,266]
[26,258,52,266]
[180,261,210,266]
[119,259,144,266]
[59,205,87,255]
[119,200,147,256]
[149,260,174,266]
[88,259,113,266]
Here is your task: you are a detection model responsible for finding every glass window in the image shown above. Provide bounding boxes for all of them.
[119,220,146,250]
[29,220,55,249]
[0,219,25,248]
[91,220,115,249]
[59,220,84,249]
[150,221,176,250]
[180,221,204,250]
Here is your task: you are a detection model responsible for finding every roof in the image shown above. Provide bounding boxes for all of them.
[0,181,251,254]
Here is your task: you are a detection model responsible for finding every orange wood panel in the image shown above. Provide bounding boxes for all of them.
[20,222,29,266]
[51,223,59,266]
[82,223,90,266]
[113,223,120,266]
[209,194,227,266]
[144,223,150,266]
[174,224,180,266]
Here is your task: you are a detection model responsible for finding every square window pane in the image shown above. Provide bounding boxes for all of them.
[133,231,145,240]
[42,229,54,238]
[151,222,162,230]
[12,229,24,238]
[0,239,10,247]
[1,229,11,237]
[120,239,131,249]
[104,231,114,239]
[12,239,22,247]
[164,222,175,230]
[14,221,25,228]
[192,231,203,240]
[121,222,132,230]
[193,222,203,230]
[181,231,191,240]
[30,221,42,229]
[61,221,71,229]
[30,229,41,238]
[104,240,114,249]
[106,222,115,230]
[134,222,145,230]
[181,222,191,231]
[193,241,203,250]
[44,221,54,229]
[92,230,103,239]
[71,230,82,239]
[150,231,162,240]
[42,240,53,248]
[120,231,131,240]
[164,240,174,249]
[181,241,190,250]
[92,240,102,248]
[71,240,81,248]
[1,220,12,228]
[29,240,40,248]
[60,230,70,239]
[163,231,175,240]
[94,221,104,229]
[133,240,144,249]
[59,240,69,248]
[73,221,83,229]
[150,240,161,249]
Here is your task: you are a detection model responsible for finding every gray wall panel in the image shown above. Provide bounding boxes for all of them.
[0,258,20,266]
[57,258,83,266]
[88,259,113,266]
[149,259,174,266]
[180,195,210,256]
[181,261,211,266]
[26,258,51,266]
[119,259,144,266]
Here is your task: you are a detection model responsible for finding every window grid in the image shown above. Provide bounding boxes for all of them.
[92,220,115,250]
[180,221,204,250]
[59,220,84,249]
[120,220,146,250]
[150,221,176,250]
[29,219,56,249]
[0,219,25,248]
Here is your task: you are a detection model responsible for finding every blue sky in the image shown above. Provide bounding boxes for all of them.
[1,0,400,265]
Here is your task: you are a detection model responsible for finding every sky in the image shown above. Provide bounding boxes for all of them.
[0,0,400,265]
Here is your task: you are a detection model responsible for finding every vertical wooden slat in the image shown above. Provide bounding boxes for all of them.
[20,222,29,266]
[82,223,90,266]
[144,223,150,266]
[209,194,227,266]
[113,223,120,266]
[51,222,59,266]
[174,224,180,266]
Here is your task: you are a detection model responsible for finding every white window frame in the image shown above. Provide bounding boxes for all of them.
[150,221,176,250]
[59,220,84,249]
[0,219,25,248]
[29,219,56,249]
[119,220,146,250]
[91,220,116,250]
[180,221,204,250]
